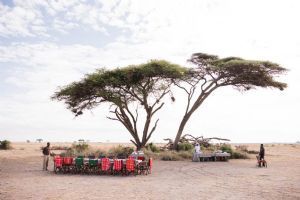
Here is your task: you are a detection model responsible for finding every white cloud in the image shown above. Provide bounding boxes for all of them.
[1,0,300,143]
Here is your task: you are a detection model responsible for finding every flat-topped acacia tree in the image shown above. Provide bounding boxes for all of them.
[52,60,187,150]
[172,53,287,150]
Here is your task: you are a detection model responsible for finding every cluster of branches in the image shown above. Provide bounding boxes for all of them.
[52,53,287,150]
[163,134,230,150]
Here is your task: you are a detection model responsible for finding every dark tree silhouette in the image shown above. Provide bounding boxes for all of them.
[172,53,287,150]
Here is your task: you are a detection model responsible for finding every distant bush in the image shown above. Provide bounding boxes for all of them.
[177,142,193,151]
[178,151,193,159]
[0,140,12,150]
[145,143,160,152]
[247,150,259,154]
[231,151,249,159]
[160,151,182,161]
[220,144,233,154]
[108,145,134,158]
[71,142,89,153]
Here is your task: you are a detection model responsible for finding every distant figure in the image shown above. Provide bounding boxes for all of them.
[259,144,265,167]
[195,143,201,154]
[42,142,50,171]
[193,143,201,162]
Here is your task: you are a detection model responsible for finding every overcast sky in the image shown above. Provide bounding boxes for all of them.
[0,0,299,143]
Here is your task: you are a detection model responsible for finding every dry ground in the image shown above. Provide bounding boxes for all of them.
[0,143,300,200]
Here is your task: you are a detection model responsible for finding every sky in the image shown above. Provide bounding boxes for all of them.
[0,0,299,143]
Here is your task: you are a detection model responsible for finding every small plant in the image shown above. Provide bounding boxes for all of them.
[71,142,89,153]
[0,140,12,150]
[220,144,233,154]
[177,142,193,151]
[108,145,134,158]
[145,143,160,152]
[231,151,249,159]
[247,150,259,154]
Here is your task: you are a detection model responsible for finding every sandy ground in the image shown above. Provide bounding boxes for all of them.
[0,143,300,200]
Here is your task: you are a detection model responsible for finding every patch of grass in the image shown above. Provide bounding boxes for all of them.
[145,142,160,152]
[220,144,233,154]
[247,150,259,154]
[231,151,249,159]
[178,151,193,159]
[0,140,12,150]
[177,142,193,151]
[108,145,134,158]
[160,151,182,161]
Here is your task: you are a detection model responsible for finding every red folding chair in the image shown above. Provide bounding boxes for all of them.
[54,156,63,174]
[113,159,123,175]
[62,157,73,173]
[101,158,111,174]
[126,158,136,175]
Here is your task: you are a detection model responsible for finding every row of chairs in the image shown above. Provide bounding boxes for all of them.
[53,156,153,176]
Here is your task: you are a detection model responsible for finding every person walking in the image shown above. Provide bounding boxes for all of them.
[42,142,51,171]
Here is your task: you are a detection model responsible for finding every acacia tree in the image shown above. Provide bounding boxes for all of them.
[52,60,187,150]
[172,53,287,150]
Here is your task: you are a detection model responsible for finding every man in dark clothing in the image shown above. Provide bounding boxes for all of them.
[42,142,50,170]
[259,144,265,167]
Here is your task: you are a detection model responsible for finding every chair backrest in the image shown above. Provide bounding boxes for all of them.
[101,158,110,171]
[113,159,122,171]
[75,157,84,166]
[137,156,145,161]
[126,158,135,172]
[89,159,98,166]
[63,157,73,165]
[54,157,63,167]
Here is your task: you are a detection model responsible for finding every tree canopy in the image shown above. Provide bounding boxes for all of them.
[172,53,287,150]
[52,60,187,149]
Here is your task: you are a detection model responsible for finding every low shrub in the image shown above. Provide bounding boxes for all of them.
[247,150,259,154]
[0,140,12,150]
[231,151,249,159]
[160,151,182,161]
[220,144,233,154]
[145,143,160,152]
[178,151,193,159]
[177,142,193,151]
[108,145,134,158]
[71,142,89,153]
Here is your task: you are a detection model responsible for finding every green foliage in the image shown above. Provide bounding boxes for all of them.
[0,140,12,150]
[177,142,193,151]
[108,145,134,158]
[71,142,89,153]
[52,60,188,116]
[220,144,233,154]
[145,142,160,152]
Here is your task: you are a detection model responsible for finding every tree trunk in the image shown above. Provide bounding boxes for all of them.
[173,112,193,150]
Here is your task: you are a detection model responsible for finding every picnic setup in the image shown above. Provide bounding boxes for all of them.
[192,151,231,162]
[53,152,152,176]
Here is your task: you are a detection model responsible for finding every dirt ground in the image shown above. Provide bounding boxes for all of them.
[0,143,299,200]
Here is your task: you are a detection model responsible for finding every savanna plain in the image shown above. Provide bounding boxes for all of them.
[0,142,299,200]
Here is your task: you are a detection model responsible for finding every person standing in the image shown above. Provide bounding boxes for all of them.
[193,143,201,162]
[42,142,50,171]
[259,144,265,167]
